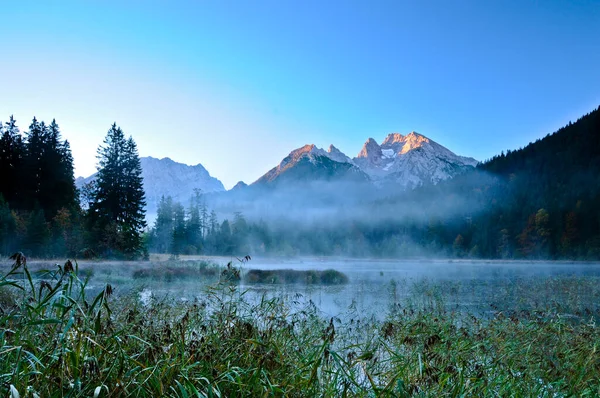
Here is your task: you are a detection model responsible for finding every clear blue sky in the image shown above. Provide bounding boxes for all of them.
[1,0,599,188]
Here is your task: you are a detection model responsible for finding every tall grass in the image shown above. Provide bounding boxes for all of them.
[0,254,599,396]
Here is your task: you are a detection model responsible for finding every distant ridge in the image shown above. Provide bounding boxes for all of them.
[76,156,225,219]
[230,181,248,191]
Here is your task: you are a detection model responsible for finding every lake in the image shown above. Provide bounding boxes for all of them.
[51,256,600,319]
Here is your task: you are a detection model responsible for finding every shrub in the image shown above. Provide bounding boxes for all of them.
[244,269,349,285]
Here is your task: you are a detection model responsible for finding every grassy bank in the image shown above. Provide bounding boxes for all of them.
[1,256,599,397]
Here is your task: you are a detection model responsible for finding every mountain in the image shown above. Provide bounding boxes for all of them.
[353,132,478,188]
[253,132,477,189]
[230,181,248,191]
[76,156,225,218]
[252,144,369,186]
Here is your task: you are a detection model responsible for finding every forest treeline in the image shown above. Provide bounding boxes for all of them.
[147,192,252,256]
[2,106,600,260]
[148,106,600,260]
[0,117,146,259]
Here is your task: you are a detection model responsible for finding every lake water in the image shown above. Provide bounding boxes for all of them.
[17,257,600,319]
[125,257,600,319]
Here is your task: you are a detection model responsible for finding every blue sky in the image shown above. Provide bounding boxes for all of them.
[1,0,599,188]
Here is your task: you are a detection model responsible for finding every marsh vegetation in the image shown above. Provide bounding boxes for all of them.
[1,254,599,396]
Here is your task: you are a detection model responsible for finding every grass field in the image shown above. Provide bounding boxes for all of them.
[1,255,599,397]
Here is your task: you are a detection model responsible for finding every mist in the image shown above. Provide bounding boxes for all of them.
[145,168,508,259]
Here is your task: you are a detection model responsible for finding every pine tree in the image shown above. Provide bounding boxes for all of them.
[186,196,202,253]
[0,115,78,257]
[219,219,232,254]
[152,195,174,253]
[23,117,45,210]
[21,117,78,218]
[0,194,17,255]
[171,203,186,256]
[42,119,77,216]
[209,210,218,236]
[0,116,25,207]
[204,210,219,254]
[90,123,126,224]
[232,211,249,253]
[89,123,146,258]
[200,197,208,239]
[121,137,147,257]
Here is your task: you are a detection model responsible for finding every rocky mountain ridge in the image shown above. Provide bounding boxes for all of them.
[252,131,478,188]
[76,156,225,218]
[75,132,479,216]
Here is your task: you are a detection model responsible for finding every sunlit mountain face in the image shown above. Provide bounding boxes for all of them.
[253,144,369,186]
[253,132,478,189]
[353,132,478,188]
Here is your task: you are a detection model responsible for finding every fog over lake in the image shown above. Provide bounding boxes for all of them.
[221,257,600,317]
[36,256,599,319]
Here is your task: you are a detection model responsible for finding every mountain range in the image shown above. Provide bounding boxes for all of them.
[75,156,225,218]
[76,132,477,216]
[251,131,478,188]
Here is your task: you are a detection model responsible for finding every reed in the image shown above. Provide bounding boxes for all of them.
[0,254,598,397]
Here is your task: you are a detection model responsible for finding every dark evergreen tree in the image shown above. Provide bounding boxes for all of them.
[89,123,126,226]
[186,195,202,254]
[209,210,218,236]
[0,195,17,255]
[88,123,146,258]
[121,137,147,257]
[80,180,97,210]
[0,116,25,207]
[204,210,219,254]
[170,203,186,256]
[218,219,233,254]
[21,117,77,217]
[152,195,174,253]
[231,211,249,253]
[41,119,77,216]
[0,115,80,257]
[200,200,209,240]
[22,117,45,210]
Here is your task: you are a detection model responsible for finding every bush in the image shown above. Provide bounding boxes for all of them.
[132,261,220,282]
[244,269,349,285]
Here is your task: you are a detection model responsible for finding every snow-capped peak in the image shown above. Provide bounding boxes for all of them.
[277,144,324,170]
[255,131,478,190]
[352,131,478,188]
[356,138,383,161]
[327,144,352,163]
[253,143,367,185]
[381,131,433,155]
[275,144,356,171]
